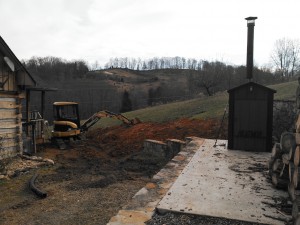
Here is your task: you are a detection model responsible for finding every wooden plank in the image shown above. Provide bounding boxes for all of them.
[289,147,296,162]
[271,143,282,159]
[0,124,18,129]
[18,92,26,99]
[290,162,295,182]
[0,109,16,117]
[0,94,23,100]
[0,97,17,103]
[288,182,297,201]
[0,101,17,109]
[0,133,21,139]
[0,112,21,120]
[0,119,17,127]
[0,139,18,148]
[0,128,17,134]
[0,121,21,134]
[296,115,300,133]
[296,133,300,146]
[268,158,274,176]
[295,146,300,167]
[294,166,300,189]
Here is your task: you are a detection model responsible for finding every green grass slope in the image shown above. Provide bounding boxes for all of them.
[269,80,298,100]
[92,80,298,129]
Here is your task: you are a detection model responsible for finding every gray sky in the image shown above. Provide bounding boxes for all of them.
[0,0,299,68]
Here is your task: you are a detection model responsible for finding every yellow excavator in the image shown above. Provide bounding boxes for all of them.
[51,102,140,148]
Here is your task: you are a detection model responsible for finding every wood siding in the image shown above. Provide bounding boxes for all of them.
[0,94,22,159]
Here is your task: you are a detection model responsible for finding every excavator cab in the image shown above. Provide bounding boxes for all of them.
[52,102,81,138]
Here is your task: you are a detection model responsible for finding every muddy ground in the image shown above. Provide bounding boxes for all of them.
[0,118,225,225]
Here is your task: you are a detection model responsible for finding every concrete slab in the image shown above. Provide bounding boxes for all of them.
[157,139,289,225]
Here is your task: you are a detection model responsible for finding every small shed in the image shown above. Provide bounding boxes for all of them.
[227,82,276,152]
[0,36,36,159]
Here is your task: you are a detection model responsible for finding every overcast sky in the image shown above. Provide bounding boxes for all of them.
[0,0,299,68]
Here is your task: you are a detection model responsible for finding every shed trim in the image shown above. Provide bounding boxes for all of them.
[0,36,36,87]
[227,82,276,94]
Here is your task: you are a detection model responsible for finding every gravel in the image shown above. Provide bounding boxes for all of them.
[146,212,271,225]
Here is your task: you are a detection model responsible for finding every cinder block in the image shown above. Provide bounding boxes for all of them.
[166,139,185,158]
[143,139,167,158]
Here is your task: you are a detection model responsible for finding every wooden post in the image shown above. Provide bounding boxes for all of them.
[295,146,300,167]
[41,90,45,136]
[26,89,30,135]
[31,122,36,154]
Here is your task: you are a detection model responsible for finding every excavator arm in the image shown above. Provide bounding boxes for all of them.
[80,110,140,132]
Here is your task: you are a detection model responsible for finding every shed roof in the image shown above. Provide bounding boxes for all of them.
[227,82,276,93]
[0,36,36,86]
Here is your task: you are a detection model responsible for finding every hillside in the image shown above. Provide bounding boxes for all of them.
[92,80,298,129]
[32,68,194,122]
[29,64,293,124]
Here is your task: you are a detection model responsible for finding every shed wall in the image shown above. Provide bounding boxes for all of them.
[228,83,274,152]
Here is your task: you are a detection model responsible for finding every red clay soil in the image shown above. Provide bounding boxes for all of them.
[87,118,227,157]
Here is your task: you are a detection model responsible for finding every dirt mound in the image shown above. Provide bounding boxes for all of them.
[87,118,227,157]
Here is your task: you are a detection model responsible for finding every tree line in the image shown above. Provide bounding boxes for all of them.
[23,37,300,84]
[22,56,89,82]
[101,37,300,80]
[103,56,202,70]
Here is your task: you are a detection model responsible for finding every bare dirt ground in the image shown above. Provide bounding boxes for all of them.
[0,118,225,225]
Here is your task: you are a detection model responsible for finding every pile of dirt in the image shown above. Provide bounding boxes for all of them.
[87,118,227,158]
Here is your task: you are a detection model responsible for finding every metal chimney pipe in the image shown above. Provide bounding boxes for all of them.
[245,17,257,80]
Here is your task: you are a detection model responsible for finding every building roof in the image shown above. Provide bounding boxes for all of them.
[227,81,276,93]
[0,36,36,86]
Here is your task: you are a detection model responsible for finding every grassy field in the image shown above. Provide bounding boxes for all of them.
[269,80,298,100]
[91,80,298,129]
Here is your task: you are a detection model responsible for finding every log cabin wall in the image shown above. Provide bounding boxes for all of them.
[0,36,36,159]
[0,52,22,159]
[228,82,276,152]
[0,93,23,159]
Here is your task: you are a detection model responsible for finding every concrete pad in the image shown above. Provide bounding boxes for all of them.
[157,139,289,225]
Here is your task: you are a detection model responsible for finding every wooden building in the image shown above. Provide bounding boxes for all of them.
[0,36,36,159]
[227,82,276,152]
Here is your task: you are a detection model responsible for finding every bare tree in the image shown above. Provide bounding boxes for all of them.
[271,38,300,78]
[198,61,223,96]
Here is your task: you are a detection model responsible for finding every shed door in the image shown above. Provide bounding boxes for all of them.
[233,99,267,151]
